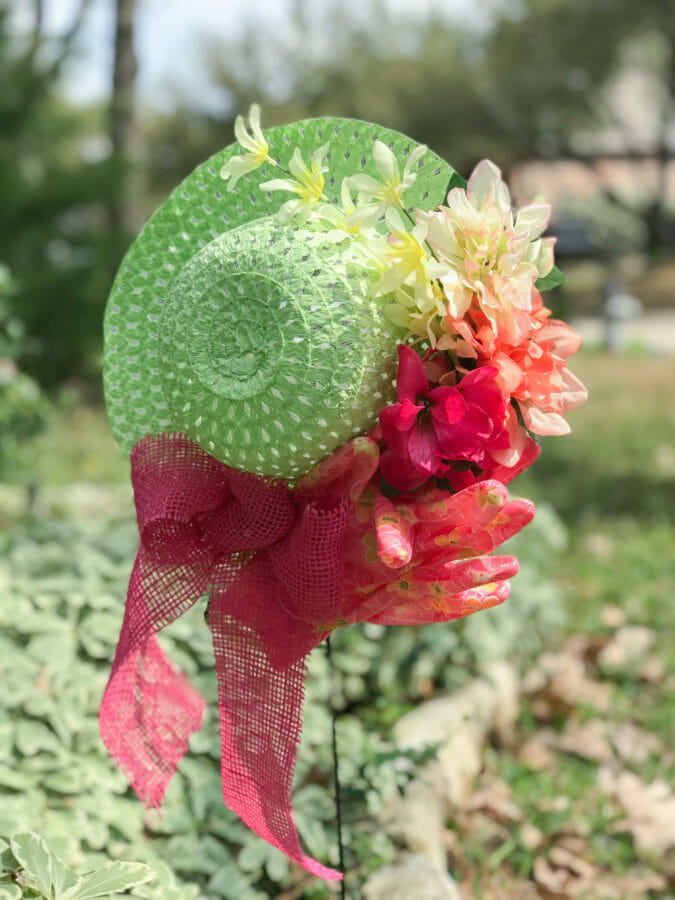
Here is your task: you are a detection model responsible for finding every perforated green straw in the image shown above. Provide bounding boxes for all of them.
[104,117,456,478]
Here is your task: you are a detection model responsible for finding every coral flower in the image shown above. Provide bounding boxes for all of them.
[441,291,587,436]
[379,344,509,491]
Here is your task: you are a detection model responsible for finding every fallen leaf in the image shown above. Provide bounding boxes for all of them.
[537,795,570,814]
[520,823,544,851]
[638,656,665,683]
[599,767,675,856]
[597,625,654,671]
[459,872,540,899]
[600,604,626,629]
[458,809,510,850]
[554,835,589,857]
[593,870,667,899]
[522,652,612,714]
[549,845,596,879]
[562,634,608,665]
[518,735,557,771]
[556,720,613,763]
[533,849,598,899]
[466,780,523,824]
[610,722,662,765]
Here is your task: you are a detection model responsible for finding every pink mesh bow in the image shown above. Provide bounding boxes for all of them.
[100,432,535,880]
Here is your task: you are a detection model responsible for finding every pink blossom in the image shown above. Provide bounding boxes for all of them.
[441,292,587,437]
[378,345,509,491]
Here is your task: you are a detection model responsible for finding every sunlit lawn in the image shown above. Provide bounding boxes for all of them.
[519,350,675,639]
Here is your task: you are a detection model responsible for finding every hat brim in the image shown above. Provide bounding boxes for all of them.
[103,116,457,461]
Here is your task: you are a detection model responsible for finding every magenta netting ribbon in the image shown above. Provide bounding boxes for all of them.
[100,431,534,880]
[99,432,347,879]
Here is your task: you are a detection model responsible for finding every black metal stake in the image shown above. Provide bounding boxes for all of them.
[325,634,346,899]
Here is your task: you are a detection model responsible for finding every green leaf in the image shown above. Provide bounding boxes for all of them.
[207,862,259,900]
[535,264,566,291]
[0,792,47,835]
[10,832,54,897]
[0,763,33,791]
[15,720,63,757]
[50,855,80,896]
[237,839,268,873]
[42,768,85,795]
[160,835,226,875]
[60,861,154,899]
[0,721,14,761]
[0,838,18,874]
[0,883,22,900]
[444,170,468,194]
[26,630,76,670]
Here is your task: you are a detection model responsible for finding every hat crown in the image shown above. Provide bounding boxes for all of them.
[104,116,455,479]
[158,216,402,478]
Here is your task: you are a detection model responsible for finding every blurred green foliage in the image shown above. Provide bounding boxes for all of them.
[0,265,50,479]
[0,5,129,387]
[0,832,154,899]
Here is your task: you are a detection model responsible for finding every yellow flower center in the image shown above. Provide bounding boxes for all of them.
[380,181,405,206]
[297,170,325,204]
[252,140,269,166]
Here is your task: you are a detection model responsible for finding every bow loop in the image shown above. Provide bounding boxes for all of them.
[140,519,211,567]
[132,432,234,566]
[198,469,297,556]
[267,499,349,627]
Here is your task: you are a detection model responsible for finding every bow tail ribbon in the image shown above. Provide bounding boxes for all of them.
[99,553,209,809]
[101,548,342,879]
[210,604,340,879]
[206,503,348,879]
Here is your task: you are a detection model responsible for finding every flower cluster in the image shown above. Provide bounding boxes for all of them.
[221,107,587,494]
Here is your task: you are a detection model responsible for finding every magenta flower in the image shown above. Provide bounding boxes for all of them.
[379,344,509,491]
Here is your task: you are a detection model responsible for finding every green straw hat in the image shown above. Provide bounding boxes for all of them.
[103,116,456,479]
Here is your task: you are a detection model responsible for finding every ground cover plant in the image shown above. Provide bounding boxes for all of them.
[0,832,154,899]
[1,348,673,897]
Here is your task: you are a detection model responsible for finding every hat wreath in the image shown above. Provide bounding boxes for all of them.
[101,107,586,881]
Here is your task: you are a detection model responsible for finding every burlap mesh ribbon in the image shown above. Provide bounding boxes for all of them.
[100,432,535,880]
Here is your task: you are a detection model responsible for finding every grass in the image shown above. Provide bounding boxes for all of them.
[11,403,130,487]
[519,350,675,631]
[495,349,675,895]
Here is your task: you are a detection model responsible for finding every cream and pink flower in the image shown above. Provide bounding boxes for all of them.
[426,160,555,345]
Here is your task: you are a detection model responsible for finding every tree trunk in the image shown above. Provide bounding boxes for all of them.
[110,0,141,233]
